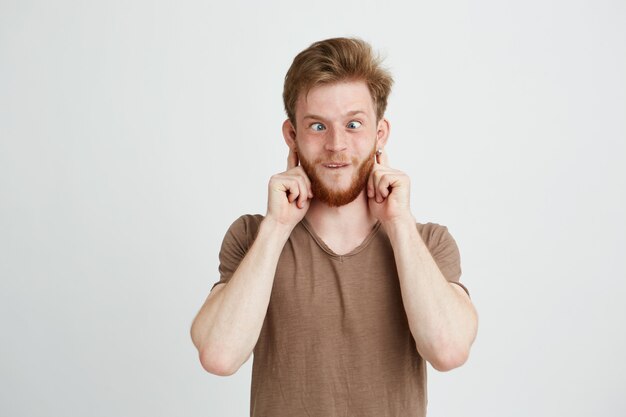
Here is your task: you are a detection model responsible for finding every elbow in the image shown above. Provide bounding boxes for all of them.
[430,310,479,372]
[425,332,474,372]
[190,319,240,376]
[199,347,239,377]
[429,347,470,372]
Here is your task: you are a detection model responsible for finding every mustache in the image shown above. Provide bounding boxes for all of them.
[309,156,351,164]
[312,153,374,165]
[298,147,377,167]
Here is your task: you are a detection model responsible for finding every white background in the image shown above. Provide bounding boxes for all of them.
[1,0,625,416]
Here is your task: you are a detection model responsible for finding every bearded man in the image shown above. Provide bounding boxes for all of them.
[191,37,478,417]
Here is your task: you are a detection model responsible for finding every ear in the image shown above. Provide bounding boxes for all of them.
[282,119,297,150]
[375,118,390,149]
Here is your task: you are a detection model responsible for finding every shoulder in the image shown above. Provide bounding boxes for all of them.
[416,220,463,284]
[228,214,265,232]
[223,214,265,243]
[219,214,265,259]
[415,221,455,248]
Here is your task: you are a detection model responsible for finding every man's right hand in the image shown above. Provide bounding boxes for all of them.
[265,148,313,228]
[192,147,311,376]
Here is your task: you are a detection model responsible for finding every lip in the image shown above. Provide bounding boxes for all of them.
[322,163,350,169]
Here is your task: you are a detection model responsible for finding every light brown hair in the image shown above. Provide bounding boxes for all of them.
[283,37,393,126]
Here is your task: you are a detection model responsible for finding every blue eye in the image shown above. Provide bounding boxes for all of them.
[347,121,362,129]
[310,122,325,131]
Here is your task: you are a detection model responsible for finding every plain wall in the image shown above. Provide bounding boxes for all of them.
[1,0,625,416]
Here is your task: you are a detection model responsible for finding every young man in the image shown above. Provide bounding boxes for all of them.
[191,37,478,417]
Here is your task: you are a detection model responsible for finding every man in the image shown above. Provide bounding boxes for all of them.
[191,37,478,417]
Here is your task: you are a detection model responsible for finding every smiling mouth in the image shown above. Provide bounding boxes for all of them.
[322,163,350,169]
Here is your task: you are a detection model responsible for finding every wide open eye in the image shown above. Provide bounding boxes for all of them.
[347,121,362,129]
[310,122,326,131]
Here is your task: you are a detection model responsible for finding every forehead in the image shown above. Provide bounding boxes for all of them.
[295,80,375,120]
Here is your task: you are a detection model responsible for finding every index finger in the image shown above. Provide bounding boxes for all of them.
[287,147,299,170]
[376,147,389,166]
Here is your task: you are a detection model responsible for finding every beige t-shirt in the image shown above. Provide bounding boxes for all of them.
[212,214,468,417]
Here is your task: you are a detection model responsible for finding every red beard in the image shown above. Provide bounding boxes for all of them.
[298,146,376,207]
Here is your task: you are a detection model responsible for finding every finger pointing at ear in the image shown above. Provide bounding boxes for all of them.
[287,147,299,170]
[368,148,386,198]
[376,147,389,166]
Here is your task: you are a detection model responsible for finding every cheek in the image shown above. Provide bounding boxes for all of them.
[357,140,377,158]
[295,144,315,163]
[296,142,326,163]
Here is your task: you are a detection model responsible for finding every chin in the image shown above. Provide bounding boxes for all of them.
[313,183,366,207]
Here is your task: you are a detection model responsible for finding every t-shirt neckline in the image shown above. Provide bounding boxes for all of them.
[299,217,382,259]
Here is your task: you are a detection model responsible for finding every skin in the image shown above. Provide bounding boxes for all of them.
[190,80,478,376]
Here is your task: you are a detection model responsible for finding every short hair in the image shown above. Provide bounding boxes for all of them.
[283,37,393,126]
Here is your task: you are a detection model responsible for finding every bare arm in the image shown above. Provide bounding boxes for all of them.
[385,217,478,372]
[190,218,292,376]
[190,148,312,376]
[367,149,477,372]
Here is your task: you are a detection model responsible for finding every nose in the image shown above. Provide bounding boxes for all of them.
[324,127,348,152]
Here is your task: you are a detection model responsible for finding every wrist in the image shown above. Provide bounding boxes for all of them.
[260,216,296,240]
[383,214,423,251]
[381,213,416,230]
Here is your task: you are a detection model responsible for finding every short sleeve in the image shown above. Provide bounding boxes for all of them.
[210,214,264,292]
[418,222,470,297]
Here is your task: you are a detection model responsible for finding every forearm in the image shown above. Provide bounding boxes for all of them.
[385,216,478,371]
[191,217,292,374]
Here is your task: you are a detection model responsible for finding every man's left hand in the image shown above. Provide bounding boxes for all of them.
[367,149,413,225]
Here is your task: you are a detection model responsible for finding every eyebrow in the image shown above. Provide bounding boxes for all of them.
[302,110,368,121]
